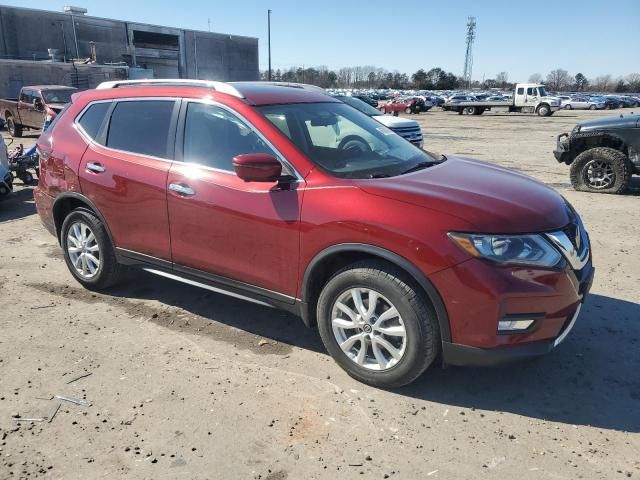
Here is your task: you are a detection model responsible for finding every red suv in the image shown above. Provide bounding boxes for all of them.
[34,80,594,387]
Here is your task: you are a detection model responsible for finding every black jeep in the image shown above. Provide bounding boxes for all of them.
[554,113,639,194]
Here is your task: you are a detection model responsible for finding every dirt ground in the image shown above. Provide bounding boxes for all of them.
[1,108,639,480]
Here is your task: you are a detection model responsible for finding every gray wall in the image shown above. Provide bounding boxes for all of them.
[0,5,259,81]
[0,60,128,98]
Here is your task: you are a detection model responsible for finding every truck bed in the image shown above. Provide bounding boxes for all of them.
[444,100,513,108]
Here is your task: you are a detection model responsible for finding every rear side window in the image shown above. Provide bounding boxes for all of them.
[107,100,175,158]
[517,87,524,95]
[77,102,110,141]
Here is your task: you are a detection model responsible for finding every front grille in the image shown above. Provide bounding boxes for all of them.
[391,126,423,144]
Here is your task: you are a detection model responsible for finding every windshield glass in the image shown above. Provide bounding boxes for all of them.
[335,95,382,116]
[42,89,74,104]
[259,102,439,179]
[538,87,548,97]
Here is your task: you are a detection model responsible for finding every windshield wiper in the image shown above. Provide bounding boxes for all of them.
[399,161,436,176]
[368,172,392,178]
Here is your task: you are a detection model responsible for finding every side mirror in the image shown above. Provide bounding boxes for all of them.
[232,153,282,182]
[33,98,43,110]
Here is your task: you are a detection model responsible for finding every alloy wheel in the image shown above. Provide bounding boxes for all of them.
[584,159,615,190]
[67,221,101,279]
[331,288,407,371]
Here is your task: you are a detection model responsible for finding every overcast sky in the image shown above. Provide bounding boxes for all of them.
[6,0,640,81]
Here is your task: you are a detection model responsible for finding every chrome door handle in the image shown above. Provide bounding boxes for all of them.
[86,162,105,173]
[169,183,195,196]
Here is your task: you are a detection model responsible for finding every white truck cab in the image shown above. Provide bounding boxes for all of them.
[513,83,562,116]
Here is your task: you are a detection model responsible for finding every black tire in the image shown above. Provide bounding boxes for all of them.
[565,104,572,110]
[463,106,476,115]
[61,208,123,290]
[589,104,597,110]
[569,147,631,194]
[393,111,399,117]
[6,115,22,137]
[537,104,551,117]
[379,107,386,114]
[19,171,34,185]
[404,107,412,114]
[317,260,439,388]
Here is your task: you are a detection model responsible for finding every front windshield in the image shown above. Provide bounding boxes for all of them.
[538,87,548,97]
[42,89,74,104]
[259,102,439,179]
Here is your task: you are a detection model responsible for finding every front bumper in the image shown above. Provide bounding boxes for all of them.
[432,251,594,367]
[553,132,570,163]
[442,298,589,366]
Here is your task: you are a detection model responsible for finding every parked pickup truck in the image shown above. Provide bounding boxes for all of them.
[443,83,562,117]
[0,85,77,137]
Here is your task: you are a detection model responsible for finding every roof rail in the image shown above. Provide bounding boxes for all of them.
[236,81,326,93]
[95,79,245,99]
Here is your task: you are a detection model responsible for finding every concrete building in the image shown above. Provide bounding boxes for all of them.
[0,4,259,97]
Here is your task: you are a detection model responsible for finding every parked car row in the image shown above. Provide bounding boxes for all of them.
[559,94,640,110]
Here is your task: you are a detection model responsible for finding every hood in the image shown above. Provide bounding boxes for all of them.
[577,113,639,132]
[356,156,570,233]
[373,115,420,129]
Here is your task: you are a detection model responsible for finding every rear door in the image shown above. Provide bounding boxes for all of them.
[78,98,179,260]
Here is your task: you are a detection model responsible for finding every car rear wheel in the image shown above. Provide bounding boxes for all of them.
[463,106,476,115]
[570,147,631,194]
[565,104,572,110]
[317,260,439,388]
[61,208,123,290]
[404,107,412,114]
[6,115,22,137]
[589,104,597,110]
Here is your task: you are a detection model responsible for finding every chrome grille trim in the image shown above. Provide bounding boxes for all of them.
[545,218,590,271]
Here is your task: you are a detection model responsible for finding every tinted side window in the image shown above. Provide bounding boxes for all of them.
[78,102,110,141]
[107,100,175,158]
[517,88,524,95]
[527,87,536,95]
[183,103,274,172]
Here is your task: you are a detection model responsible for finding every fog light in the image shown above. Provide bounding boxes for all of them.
[498,319,535,332]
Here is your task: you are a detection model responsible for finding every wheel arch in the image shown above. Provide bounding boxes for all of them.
[567,132,628,163]
[52,192,115,247]
[300,243,451,342]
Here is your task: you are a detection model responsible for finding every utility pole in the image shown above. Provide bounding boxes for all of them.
[462,16,476,89]
[267,9,272,81]
[208,18,211,32]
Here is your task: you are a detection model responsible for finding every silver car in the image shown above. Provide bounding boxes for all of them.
[563,96,604,110]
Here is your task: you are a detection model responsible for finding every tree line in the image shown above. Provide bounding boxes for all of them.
[261,65,640,93]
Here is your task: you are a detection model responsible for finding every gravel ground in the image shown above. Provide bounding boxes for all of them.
[0,108,639,480]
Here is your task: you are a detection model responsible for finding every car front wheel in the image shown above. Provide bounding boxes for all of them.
[317,260,439,388]
[61,208,123,290]
[569,147,631,194]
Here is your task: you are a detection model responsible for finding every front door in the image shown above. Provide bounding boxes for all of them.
[525,86,539,108]
[78,99,178,260]
[18,89,41,128]
[167,101,303,299]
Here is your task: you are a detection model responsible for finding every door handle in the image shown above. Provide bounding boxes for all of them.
[169,183,195,196]
[86,162,105,173]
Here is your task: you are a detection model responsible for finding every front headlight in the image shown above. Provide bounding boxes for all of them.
[448,233,561,267]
